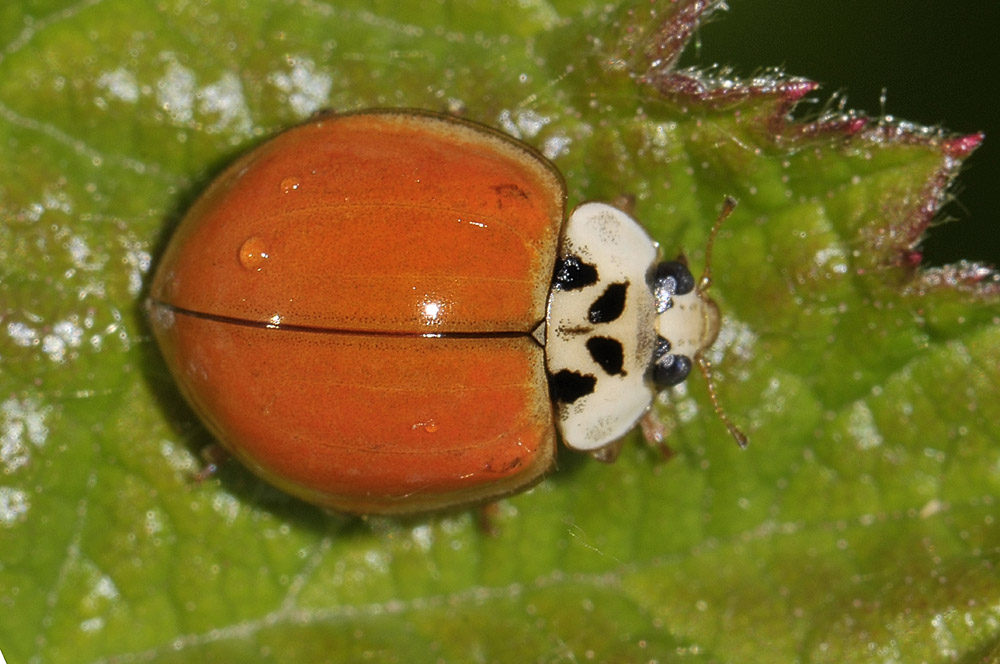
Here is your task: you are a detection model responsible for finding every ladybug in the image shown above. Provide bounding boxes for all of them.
[149,109,742,515]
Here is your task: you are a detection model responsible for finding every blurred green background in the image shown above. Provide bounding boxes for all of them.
[690,1,1000,267]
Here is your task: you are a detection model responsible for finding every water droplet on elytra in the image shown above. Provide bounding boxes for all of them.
[411,420,438,434]
[239,236,270,271]
[280,176,301,194]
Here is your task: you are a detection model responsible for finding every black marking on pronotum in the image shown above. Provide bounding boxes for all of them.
[552,256,598,291]
[152,301,529,340]
[587,282,628,324]
[548,369,597,404]
[586,336,625,376]
[557,325,594,336]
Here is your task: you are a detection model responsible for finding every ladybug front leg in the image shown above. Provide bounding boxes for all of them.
[639,411,676,461]
[192,443,230,483]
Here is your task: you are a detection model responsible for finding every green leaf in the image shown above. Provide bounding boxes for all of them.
[1,1,997,662]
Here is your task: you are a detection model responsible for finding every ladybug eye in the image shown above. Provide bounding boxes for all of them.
[652,352,693,388]
[651,261,695,313]
[651,335,692,387]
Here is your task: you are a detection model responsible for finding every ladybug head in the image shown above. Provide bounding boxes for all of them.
[546,199,745,457]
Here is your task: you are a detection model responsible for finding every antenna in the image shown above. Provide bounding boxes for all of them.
[696,196,748,449]
[699,196,737,292]
[696,354,748,448]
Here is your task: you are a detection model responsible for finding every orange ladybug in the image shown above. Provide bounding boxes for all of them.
[149,109,731,514]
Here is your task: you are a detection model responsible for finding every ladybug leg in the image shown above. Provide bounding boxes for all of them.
[587,438,626,464]
[476,502,502,537]
[639,411,676,461]
[192,443,229,483]
[610,193,637,216]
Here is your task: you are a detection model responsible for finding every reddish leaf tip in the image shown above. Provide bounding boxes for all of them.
[902,250,924,268]
[843,116,869,136]
[943,132,984,158]
[911,261,1000,297]
[785,113,869,141]
[623,0,728,80]
[781,79,819,102]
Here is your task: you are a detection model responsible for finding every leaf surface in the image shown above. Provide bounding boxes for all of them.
[1,1,998,662]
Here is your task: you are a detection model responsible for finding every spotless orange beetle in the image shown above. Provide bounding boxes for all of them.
[149,109,743,515]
